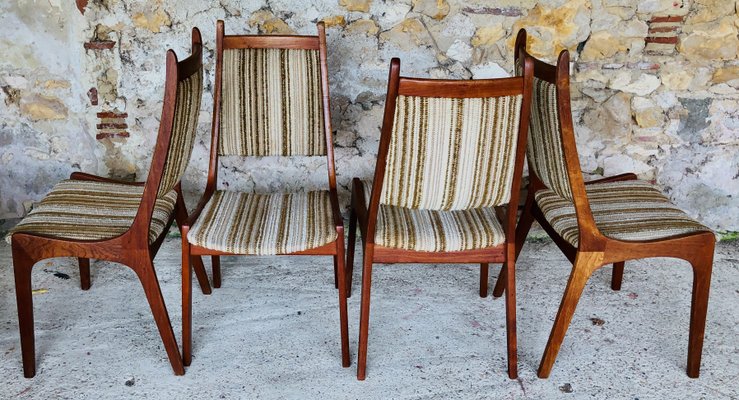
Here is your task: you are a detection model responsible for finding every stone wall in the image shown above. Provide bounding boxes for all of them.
[1,0,737,232]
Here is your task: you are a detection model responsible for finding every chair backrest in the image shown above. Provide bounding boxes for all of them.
[513,29,599,243]
[134,28,204,240]
[376,62,533,211]
[366,57,533,242]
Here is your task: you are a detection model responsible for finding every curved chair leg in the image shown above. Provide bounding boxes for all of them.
[335,230,350,367]
[79,258,91,291]
[12,243,37,378]
[211,256,221,289]
[357,247,374,380]
[480,263,489,298]
[345,206,358,298]
[538,252,602,378]
[503,258,518,379]
[611,261,624,291]
[133,259,185,376]
[493,190,536,298]
[687,250,713,378]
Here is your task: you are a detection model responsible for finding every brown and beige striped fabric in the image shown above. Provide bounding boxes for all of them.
[6,180,178,244]
[535,180,711,247]
[187,190,337,255]
[363,181,505,252]
[528,78,573,200]
[157,68,203,198]
[219,48,325,156]
[381,94,522,211]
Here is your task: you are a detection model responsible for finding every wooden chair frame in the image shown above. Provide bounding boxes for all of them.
[10,28,212,378]
[181,20,349,368]
[347,57,534,380]
[492,29,715,379]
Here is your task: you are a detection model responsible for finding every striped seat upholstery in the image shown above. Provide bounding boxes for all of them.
[187,190,337,255]
[535,180,711,246]
[5,180,177,244]
[363,181,505,252]
[219,48,325,156]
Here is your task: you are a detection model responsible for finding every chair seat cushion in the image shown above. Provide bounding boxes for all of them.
[187,190,338,255]
[362,181,505,252]
[535,180,711,246]
[5,179,177,244]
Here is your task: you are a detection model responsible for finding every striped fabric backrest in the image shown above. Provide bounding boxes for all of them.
[527,77,573,200]
[218,48,325,156]
[380,94,523,210]
[157,67,203,198]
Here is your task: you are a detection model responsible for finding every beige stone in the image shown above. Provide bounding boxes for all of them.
[379,18,432,51]
[712,66,739,84]
[323,15,346,28]
[581,31,628,60]
[508,0,590,59]
[661,70,692,91]
[20,94,67,121]
[249,10,295,34]
[132,9,171,33]
[632,97,664,128]
[339,0,371,13]
[610,72,661,96]
[412,0,450,20]
[471,26,505,48]
[678,17,739,60]
[345,19,379,36]
[685,0,735,25]
[42,80,70,89]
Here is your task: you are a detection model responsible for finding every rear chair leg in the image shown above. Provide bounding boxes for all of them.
[211,256,221,289]
[611,261,624,291]
[12,243,37,378]
[345,205,358,298]
[479,263,489,298]
[687,250,714,378]
[79,258,91,291]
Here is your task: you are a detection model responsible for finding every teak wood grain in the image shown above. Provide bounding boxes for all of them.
[181,20,349,370]
[10,28,211,378]
[491,28,715,379]
[347,57,535,381]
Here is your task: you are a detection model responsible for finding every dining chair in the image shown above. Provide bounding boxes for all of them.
[492,29,715,379]
[181,20,349,368]
[6,28,211,377]
[347,57,534,380]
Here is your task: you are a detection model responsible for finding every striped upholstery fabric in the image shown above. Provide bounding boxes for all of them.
[363,181,505,252]
[187,190,337,255]
[6,180,177,244]
[157,68,203,197]
[528,78,573,200]
[535,180,711,246]
[219,48,325,156]
[381,94,522,211]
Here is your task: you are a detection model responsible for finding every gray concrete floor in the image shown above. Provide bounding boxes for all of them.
[0,237,736,399]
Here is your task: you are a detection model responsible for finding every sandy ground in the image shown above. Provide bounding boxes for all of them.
[0,237,736,399]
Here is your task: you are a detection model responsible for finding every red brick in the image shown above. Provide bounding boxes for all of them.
[96,132,130,140]
[645,36,679,44]
[84,40,115,50]
[96,112,128,118]
[649,15,683,23]
[96,123,128,129]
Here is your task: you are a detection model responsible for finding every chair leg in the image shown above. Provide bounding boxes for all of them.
[493,190,536,298]
[133,259,185,376]
[211,256,221,289]
[333,255,339,289]
[479,263,489,298]
[503,258,518,379]
[12,243,37,378]
[345,206,358,298]
[357,247,374,381]
[335,232,351,367]
[79,258,91,291]
[687,251,713,378]
[611,262,624,291]
[172,189,212,295]
[538,252,602,378]
[182,234,193,367]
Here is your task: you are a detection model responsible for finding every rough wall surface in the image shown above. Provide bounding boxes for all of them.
[1,0,737,231]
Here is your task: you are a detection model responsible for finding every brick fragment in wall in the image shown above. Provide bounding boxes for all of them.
[83,40,115,50]
[645,15,682,55]
[87,87,98,105]
[75,0,88,15]
[95,111,128,140]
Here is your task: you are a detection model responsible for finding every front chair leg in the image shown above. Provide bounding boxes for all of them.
[480,263,489,298]
[503,258,518,379]
[335,230,350,367]
[538,252,602,378]
[494,191,537,298]
[172,189,212,295]
[357,247,374,380]
[133,259,185,376]
[79,258,91,291]
[12,243,37,378]
[687,250,714,378]
[611,261,624,291]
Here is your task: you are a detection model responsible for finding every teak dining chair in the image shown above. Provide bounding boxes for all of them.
[492,29,715,379]
[6,28,210,377]
[181,20,349,368]
[347,57,534,380]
